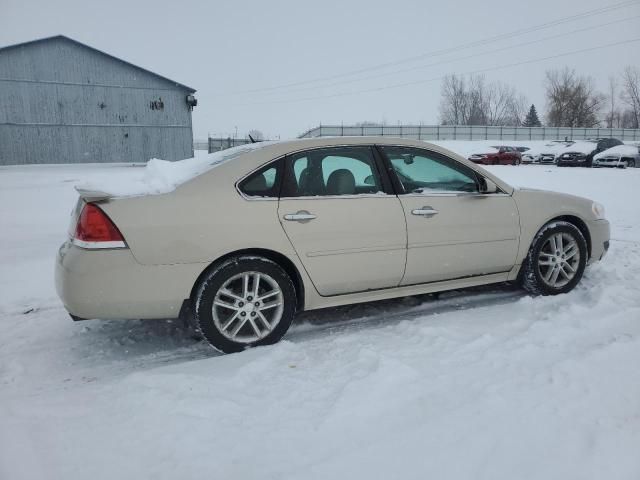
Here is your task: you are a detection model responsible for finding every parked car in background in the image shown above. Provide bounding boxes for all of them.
[468,146,521,165]
[521,141,574,165]
[557,151,589,167]
[557,138,624,167]
[55,137,609,353]
[593,145,639,168]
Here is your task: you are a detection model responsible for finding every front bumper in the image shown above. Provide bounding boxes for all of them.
[557,160,588,167]
[469,158,489,165]
[55,241,206,320]
[593,158,623,167]
[586,219,610,264]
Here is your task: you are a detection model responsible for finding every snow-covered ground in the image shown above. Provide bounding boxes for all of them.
[1,162,640,480]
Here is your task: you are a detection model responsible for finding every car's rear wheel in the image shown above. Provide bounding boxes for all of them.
[194,256,297,353]
[521,221,587,296]
[628,159,636,168]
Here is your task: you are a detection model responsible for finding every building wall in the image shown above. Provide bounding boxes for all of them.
[0,37,194,165]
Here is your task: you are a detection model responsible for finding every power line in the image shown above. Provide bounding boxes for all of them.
[252,15,640,97]
[234,0,640,94]
[234,37,640,106]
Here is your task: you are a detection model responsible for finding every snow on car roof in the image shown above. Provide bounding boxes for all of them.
[594,144,639,160]
[75,141,275,197]
[558,141,598,155]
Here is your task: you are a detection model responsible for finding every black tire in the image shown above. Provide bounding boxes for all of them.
[628,159,636,168]
[521,221,588,296]
[193,256,297,353]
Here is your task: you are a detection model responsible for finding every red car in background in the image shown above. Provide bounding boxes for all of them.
[468,146,522,165]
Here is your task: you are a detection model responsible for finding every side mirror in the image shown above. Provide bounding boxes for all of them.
[480,178,498,194]
[363,175,375,186]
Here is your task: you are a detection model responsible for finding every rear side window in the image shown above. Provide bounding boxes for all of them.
[238,160,281,198]
[282,146,383,197]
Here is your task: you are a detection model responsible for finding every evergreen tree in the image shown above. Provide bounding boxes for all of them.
[522,104,542,127]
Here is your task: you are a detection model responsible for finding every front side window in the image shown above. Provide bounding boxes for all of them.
[238,162,280,198]
[380,146,478,194]
[283,146,383,197]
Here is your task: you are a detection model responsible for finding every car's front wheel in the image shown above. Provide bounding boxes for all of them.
[194,256,297,353]
[521,221,588,296]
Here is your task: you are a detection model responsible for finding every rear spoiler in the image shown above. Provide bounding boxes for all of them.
[75,187,114,202]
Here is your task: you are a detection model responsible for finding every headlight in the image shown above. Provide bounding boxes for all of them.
[592,202,606,220]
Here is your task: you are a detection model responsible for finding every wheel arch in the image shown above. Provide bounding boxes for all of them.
[189,248,306,312]
[542,215,592,258]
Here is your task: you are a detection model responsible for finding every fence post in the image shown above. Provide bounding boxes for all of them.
[437,125,440,139]
[454,125,457,140]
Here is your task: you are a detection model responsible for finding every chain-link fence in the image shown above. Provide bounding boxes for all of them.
[298,125,640,141]
[208,137,254,153]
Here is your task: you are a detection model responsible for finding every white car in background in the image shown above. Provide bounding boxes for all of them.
[593,145,639,168]
[522,141,574,165]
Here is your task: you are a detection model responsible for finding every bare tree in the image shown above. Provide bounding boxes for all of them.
[620,66,640,128]
[438,74,527,126]
[439,74,470,125]
[605,76,621,128]
[544,68,604,127]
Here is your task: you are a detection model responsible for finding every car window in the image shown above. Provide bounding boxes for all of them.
[380,146,478,194]
[238,163,280,198]
[283,146,383,197]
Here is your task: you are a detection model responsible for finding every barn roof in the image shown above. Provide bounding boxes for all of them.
[0,35,196,93]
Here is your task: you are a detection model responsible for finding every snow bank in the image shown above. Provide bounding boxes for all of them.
[75,142,272,197]
[2,161,640,480]
[594,144,639,160]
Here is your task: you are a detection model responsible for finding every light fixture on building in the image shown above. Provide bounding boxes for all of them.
[186,94,197,109]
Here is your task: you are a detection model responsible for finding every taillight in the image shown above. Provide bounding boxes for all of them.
[73,203,127,249]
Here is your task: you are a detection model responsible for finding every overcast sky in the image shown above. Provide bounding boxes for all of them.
[1,0,639,139]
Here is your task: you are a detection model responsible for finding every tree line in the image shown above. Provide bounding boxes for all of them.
[438,66,640,129]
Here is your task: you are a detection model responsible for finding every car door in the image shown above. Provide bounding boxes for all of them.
[377,145,520,286]
[504,147,516,164]
[277,145,407,296]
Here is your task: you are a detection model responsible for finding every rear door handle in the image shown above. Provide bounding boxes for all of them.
[411,206,438,217]
[284,211,317,222]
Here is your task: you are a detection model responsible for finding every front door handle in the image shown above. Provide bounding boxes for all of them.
[284,211,317,222]
[411,206,438,217]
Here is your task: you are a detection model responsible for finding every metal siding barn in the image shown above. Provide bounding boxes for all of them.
[0,35,196,165]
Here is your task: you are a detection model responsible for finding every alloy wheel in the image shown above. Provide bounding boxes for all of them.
[212,271,284,343]
[537,232,581,288]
